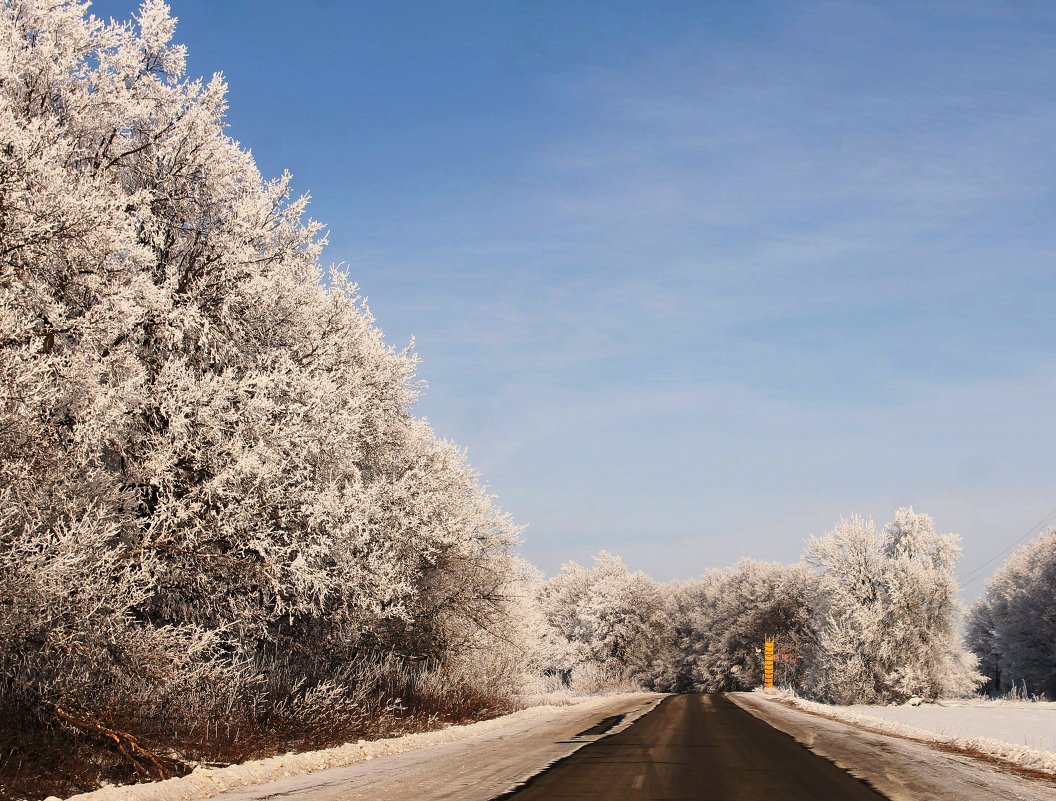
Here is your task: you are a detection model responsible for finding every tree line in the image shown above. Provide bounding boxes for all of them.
[535,520,1056,703]
[533,508,986,704]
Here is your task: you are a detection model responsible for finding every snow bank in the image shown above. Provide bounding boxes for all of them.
[843,698,1056,753]
[57,694,627,801]
[758,690,1056,776]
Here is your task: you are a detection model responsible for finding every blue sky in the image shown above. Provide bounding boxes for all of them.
[93,1,1056,596]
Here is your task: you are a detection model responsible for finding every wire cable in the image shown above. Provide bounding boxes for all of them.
[958,504,1056,590]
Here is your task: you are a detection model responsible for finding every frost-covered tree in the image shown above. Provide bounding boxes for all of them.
[535,560,593,681]
[0,1,520,789]
[670,560,816,692]
[803,509,981,703]
[578,553,675,689]
[967,529,1056,699]
[537,553,675,690]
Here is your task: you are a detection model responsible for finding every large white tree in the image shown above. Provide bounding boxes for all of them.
[0,0,520,786]
[803,509,981,703]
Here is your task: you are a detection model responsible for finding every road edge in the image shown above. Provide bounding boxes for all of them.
[485,694,668,800]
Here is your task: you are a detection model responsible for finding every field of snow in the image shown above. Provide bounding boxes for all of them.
[844,699,1056,754]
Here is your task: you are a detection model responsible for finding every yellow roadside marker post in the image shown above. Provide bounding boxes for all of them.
[763,637,775,689]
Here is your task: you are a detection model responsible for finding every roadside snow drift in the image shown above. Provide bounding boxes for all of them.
[844,699,1056,754]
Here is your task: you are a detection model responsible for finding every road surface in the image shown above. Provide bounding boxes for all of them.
[502,693,886,800]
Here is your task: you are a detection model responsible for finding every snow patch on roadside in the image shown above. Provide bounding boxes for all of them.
[756,690,1056,776]
[57,694,634,801]
[843,699,1056,754]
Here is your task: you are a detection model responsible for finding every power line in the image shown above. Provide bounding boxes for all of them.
[958,504,1056,589]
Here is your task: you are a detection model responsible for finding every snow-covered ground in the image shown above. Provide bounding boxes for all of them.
[59,693,662,801]
[843,699,1056,754]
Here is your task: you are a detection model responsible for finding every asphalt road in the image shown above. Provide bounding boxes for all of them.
[501,694,888,801]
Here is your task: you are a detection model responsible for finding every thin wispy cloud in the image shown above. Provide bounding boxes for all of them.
[87,0,1056,595]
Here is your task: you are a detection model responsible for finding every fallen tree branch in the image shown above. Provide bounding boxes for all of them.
[39,700,170,780]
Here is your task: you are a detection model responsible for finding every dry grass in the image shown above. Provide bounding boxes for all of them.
[0,655,518,801]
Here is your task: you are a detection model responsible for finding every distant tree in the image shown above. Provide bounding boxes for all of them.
[578,553,675,688]
[536,560,593,682]
[966,529,1056,699]
[803,509,981,703]
[537,553,675,690]
[670,560,816,692]
[966,597,1003,695]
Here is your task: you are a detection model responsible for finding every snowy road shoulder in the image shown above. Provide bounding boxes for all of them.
[60,693,663,801]
[840,698,1056,754]
[730,692,1056,801]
